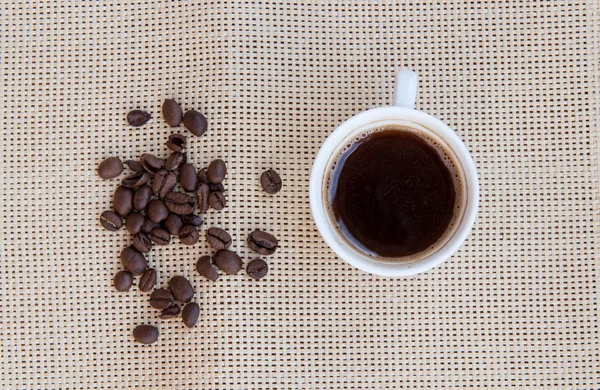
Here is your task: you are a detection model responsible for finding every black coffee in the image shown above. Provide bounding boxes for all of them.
[330,128,457,258]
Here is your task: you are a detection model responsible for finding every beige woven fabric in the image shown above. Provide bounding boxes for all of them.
[2,1,599,389]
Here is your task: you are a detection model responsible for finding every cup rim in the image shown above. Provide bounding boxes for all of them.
[309,106,479,277]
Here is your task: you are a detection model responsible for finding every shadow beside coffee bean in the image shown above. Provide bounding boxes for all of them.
[98,98,282,344]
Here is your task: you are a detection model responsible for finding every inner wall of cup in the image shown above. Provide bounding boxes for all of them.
[322,118,469,264]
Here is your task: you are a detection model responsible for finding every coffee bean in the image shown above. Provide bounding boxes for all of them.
[165,192,195,215]
[165,152,186,171]
[159,305,181,319]
[260,169,282,194]
[162,99,183,127]
[195,184,210,213]
[246,258,268,280]
[213,250,243,275]
[132,232,153,253]
[247,229,278,256]
[141,217,160,234]
[197,168,208,184]
[150,228,171,245]
[206,227,232,250]
[179,163,198,191]
[113,270,133,291]
[149,288,174,309]
[133,324,159,345]
[208,191,227,211]
[209,182,225,193]
[163,213,183,236]
[120,246,148,275]
[147,200,169,223]
[100,210,123,231]
[166,133,187,152]
[179,225,199,245]
[98,157,124,180]
[133,185,153,211]
[125,212,145,234]
[196,255,219,281]
[140,154,165,175]
[113,186,134,217]
[125,160,144,173]
[207,159,227,184]
[122,171,150,188]
[182,302,200,328]
[181,214,203,227]
[152,170,177,198]
[183,109,208,136]
[127,110,151,127]
[168,275,195,303]
[139,268,157,292]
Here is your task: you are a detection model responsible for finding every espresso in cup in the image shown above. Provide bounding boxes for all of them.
[326,125,465,261]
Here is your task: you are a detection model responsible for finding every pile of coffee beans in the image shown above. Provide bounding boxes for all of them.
[99,99,282,345]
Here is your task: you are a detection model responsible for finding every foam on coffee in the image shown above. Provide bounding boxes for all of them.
[325,124,466,263]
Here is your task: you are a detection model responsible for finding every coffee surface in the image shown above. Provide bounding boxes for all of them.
[331,129,456,258]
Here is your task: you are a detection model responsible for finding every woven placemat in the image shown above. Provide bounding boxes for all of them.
[2,1,599,389]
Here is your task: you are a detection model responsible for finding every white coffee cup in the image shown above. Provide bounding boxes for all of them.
[309,70,479,277]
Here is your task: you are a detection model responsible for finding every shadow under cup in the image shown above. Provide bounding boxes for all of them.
[322,118,470,265]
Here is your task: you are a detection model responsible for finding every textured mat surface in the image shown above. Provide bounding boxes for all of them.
[2,1,599,389]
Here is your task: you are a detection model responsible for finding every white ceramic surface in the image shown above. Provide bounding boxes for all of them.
[309,70,479,277]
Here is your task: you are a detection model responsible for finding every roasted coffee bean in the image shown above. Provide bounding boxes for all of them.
[197,168,208,183]
[163,213,183,236]
[132,232,153,253]
[206,227,232,250]
[114,270,133,291]
[113,186,134,217]
[168,275,195,303]
[162,99,183,127]
[140,154,165,175]
[208,191,227,211]
[133,185,153,211]
[179,163,198,191]
[125,212,145,234]
[138,268,157,292]
[195,184,210,213]
[196,255,219,281]
[247,229,278,256]
[179,225,199,245]
[149,288,174,309]
[246,258,268,280]
[152,170,177,198]
[166,133,187,152]
[100,210,123,231]
[125,159,144,173]
[122,171,149,188]
[207,159,226,184]
[133,324,159,345]
[183,109,208,136]
[127,110,151,127]
[181,214,203,227]
[141,217,160,234]
[120,246,148,275]
[165,151,186,171]
[213,250,243,275]
[98,157,123,179]
[147,200,169,223]
[260,169,282,194]
[150,228,171,245]
[209,182,225,193]
[182,302,200,328]
[159,305,181,319]
[165,192,195,215]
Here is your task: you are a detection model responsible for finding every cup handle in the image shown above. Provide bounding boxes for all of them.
[393,70,418,109]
